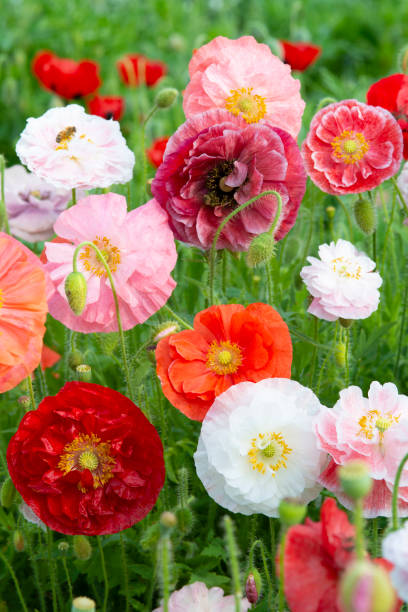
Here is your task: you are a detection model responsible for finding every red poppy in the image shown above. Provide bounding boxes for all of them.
[367,74,408,159]
[87,95,125,121]
[32,50,101,99]
[40,345,61,371]
[7,382,165,535]
[281,498,402,612]
[279,40,321,72]
[117,54,167,87]
[155,303,292,421]
[146,137,169,168]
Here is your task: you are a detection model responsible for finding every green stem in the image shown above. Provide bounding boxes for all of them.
[224,516,242,612]
[61,557,73,602]
[71,188,77,206]
[345,328,350,387]
[394,261,408,378]
[372,231,377,263]
[278,529,287,612]
[371,518,378,557]
[97,536,109,612]
[27,376,36,410]
[162,304,193,330]
[72,241,133,400]
[143,104,159,126]
[161,536,171,612]
[120,533,130,612]
[47,528,58,612]
[354,499,365,560]
[392,452,408,530]
[391,176,408,216]
[315,97,337,112]
[334,196,354,241]
[141,104,158,197]
[309,318,319,387]
[208,190,283,305]
[0,550,29,612]
[25,526,46,612]
[266,258,273,304]
[0,155,9,233]
[381,190,397,275]
[248,539,273,603]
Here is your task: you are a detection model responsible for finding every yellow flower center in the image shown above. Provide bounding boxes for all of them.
[58,433,115,492]
[248,432,292,475]
[331,130,369,164]
[332,256,362,279]
[225,87,267,124]
[358,409,400,443]
[79,236,121,277]
[206,340,242,375]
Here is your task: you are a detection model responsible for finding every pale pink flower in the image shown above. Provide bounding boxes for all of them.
[316,382,408,518]
[383,523,408,601]
[183,36,305,139]
[153,581,250,612]
[16,104,135,190]
[300,239,382,321]
[5,165,82,242]
[43,193,177,333]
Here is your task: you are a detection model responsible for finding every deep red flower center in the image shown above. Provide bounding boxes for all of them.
[206,340,242,374]
[58,433,115,492]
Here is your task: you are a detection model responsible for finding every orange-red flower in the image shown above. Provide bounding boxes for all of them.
[155,303,292,421]
[0,233,48,392]
[279,40,321,72]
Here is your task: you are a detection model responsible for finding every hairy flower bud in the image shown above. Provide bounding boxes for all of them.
[335,342,346,368]
[245,569,262,604]
[1,477,17,509]
[160,511,177,529]
[152,321,180,344]
[175,507,194,534]
[155,88,178,109]
[13,530,25,552]
[339,318,353,328]
[339,560,396,612]
[58,541,69,554]
[326,205,336,220]
[65,271,87,315]
[339,460,373,501]
[72,597,96,612]
[278,499,307,526]
[68,348,84,370]
[354,197,377,236]
[73,535,92,560]
[246,232,276,267]
[76,364,92,382]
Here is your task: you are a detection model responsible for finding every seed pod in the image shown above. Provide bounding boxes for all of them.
[65,272,87,315]
[13,530,25,552]
[76,364,92,383]
[72,597,96,612]
[155,88,178,109]
[339,460,373,501]
[339,559,396,612]
[68,348,84,370]
[73,535,92,561]
[278,499,307,526]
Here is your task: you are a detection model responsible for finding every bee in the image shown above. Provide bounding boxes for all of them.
[56,126,76,143]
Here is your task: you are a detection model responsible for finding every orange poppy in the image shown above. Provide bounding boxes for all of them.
[155,303,292,421]
[0,233,48,392]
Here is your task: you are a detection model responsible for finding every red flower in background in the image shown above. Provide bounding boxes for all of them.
[146,137,169,168]
[279,40,321,71]
[367,74,408,159]
[87,95,125,120]
[40,345,61,371]
[32,50,101,99]
[117,54,167,87]
[7,382,165,535]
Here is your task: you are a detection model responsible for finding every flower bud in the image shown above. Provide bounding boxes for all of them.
[354,197,377,236]
[13,530,25,552]
[68,348,84,370]
[335,342,346,368]
[246,232,276,267]
[175,507,194,534]
[152,321,180,344]
[160,511,177,529]
[65,272,87,315]
[72,597,96,612]
[245,569,262,604]
[339,460,373,501]
[155,88,178,109]
[17,395,31,411]
[168,34,185,51]
[339,559,396,612]
[339,318,353,328]
[278,499,307,526]
[1,477,17,509]
[73,535,92,560]
[76,364,92,383]
[95,332,119,354]
[326,205,336,220]
[58,541,69,554]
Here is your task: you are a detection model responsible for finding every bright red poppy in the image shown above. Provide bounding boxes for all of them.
[32,50,101,100]
[7,382,165,535]
[367,74,408,159]
[279,40,321,72]
[155,303,292,421]
[146,137,169,168]
[281,498,402,612]
[117,54,167,87]
[87,95,125,121]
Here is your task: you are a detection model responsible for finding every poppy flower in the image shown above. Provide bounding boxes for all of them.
[6,381,165,535]
[117,54,167,87]
[155,303,292,421]
[146,137,169,168]
[281,497,402,612]
[279,40,321,72]
[40,345,60,371]
[32,50,101,100]
[0,232,48,393]
[152,109,306,252]
[87,96,125,121]
[153,582,250,611]
[367,74,408,159]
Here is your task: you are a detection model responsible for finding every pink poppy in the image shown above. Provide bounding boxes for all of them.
[43,193,177,333]
[316,382,408,518]
[302,99,403,195]
[183,36,305,138]
[151,109,306,252]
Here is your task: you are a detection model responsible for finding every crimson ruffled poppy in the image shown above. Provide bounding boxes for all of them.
[367,74,408,159]
[155,303,292,421]
[280,497,402,612]
[7,382,165,535]
[32,50,101,99]
[279,40,321,72]
[87,95,125,121]
[146,136,169,168]
[117,54,167,87]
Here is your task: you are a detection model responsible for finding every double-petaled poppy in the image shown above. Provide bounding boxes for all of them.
[279,40,321,72]
[32,50,101,99]
[117,54,167,87]
[87,95,125,121]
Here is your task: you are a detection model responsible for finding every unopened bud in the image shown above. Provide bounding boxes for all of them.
[278,499,307,526]
[73,535,92,560]
[13,530,25,552]
[96,333,119,354]
[354,197,377,236]
[1,477,17,509]
[76,364,92,382]
[17,395,31,410]
[168,34,185,52]
[160,511,177,528]
[335,342,346,368]
[175,507,193,534]
[72,597,96,612]
[246,232,276,268]
[245,569,262,604]
[152,321,180,344]
[326,205,336,220]
[65,272,87,315]
[155,88,178,109]
[339,559,396,612]
[339,460,373,501]
[339,318,353,328]
[58,541,69,554]
[68,348,84,370]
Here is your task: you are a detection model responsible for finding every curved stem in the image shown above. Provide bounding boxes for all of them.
[208,190,283,305]
[391,176,408,216]
[392,452,408,530]
[61,557,73,602]
[248,539,273,598]
[72,241,133,400]
[97,536,109,612]
[315,97,337,112]
[162,304,193,330]
[0,550,28,612]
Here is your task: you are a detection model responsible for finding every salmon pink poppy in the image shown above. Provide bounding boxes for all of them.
[87,96,125,121]
[155,303,292,421]
[302,99,403,195]
[40,345,60,371]
[7,382,165,535]
[279,40,321,72]
[32,50,101,99]
[147,137,169,168]
[117,54,167,87]
[0,233,48,392]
